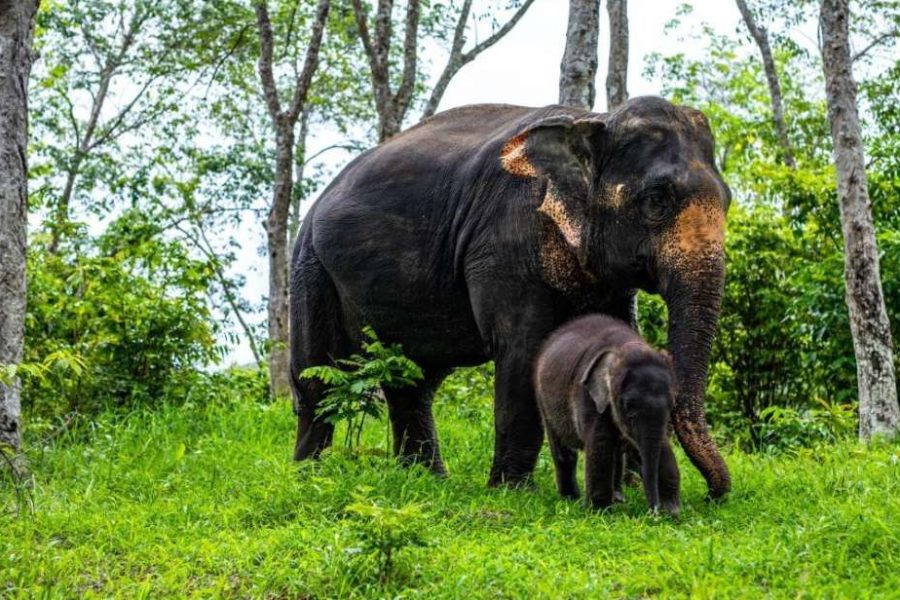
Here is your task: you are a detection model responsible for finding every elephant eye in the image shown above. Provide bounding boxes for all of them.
[641,183,675,223]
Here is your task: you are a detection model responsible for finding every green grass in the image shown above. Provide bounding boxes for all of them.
[2,382,900,599]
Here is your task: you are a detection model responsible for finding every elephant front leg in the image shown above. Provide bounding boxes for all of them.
[583,416,620,509]
[612,447,626,503]
[658,438,681,515]
[488,353,545,488]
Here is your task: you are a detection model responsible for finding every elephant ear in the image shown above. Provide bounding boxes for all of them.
[499,113,606,193]
[680,105,711,133]
[500,113,606,259]
[581,351,621,416]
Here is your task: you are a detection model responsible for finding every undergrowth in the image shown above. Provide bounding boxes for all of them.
[1,379,899,598]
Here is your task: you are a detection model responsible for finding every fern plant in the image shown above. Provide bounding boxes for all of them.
[300,327,423,449]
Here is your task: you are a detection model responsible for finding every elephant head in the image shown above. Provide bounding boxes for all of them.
[501,96,731,498]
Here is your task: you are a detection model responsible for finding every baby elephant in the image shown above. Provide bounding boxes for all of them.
[534,315,680,514]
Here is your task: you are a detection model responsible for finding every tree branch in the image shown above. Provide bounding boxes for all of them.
[287,0,331,121]
[357,0,394,110]
[392,0,420,120]
[373,0,393,73]
[175,223,264,368]
[205,23,250,97]
[462,0,536,63]
[423,0,535,118]
[254,1,282,121]
[86,75,158,151]
[350,0,377,67]
[422,0,472,118]
[851,29,899,63]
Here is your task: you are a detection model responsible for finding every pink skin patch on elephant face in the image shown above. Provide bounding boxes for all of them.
[537,182,582,249]
[500,131,537,178]
[684,109,710,131]
[659,199,725,268]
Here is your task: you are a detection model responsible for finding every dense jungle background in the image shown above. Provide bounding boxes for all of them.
[2,0,900,597]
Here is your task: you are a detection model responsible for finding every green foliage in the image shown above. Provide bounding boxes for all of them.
[344,489,430,584]
[2,395,899,597]
[438,363,495,422]
[756,402,857,454]
[22,211,225,418]
[301,327,424,449]
[643,12,900,450]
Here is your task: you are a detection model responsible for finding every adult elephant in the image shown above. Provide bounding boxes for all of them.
[290,96,731,499]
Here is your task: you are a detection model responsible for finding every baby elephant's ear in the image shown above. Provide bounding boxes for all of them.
[581,351,619,414]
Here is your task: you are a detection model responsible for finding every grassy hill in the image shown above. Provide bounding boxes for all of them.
[2,378,899,598]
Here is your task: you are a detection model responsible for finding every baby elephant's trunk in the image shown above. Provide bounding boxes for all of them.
[639,429,664,511]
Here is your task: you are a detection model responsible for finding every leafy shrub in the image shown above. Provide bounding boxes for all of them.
[343,489,430,585]
[436,363,494,421]
[22,211,224,418]
[301,327,423,449]
[755,402,857,454]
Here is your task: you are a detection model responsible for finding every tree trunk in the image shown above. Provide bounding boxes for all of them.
[255,0,329,397]
[736,0,796,169]
[289,110,310,245]
[0,0,38,464]
[559,0,601,109]
[267,118,295,398]
[605,0,628,110]
[820,0,900,439]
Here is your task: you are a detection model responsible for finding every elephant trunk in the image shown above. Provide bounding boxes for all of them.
[639,428,663,511]
[665,261,731,499]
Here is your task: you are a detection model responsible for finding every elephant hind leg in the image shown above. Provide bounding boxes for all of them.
[290,246,349,461]
[383,370,449,475]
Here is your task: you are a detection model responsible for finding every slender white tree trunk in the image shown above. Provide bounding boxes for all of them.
[820,0,900,439]
[605,0,628,110]
[559,0,601,109]
[255,0,329,398]
[267,118,295,398]
[0,0,38,463]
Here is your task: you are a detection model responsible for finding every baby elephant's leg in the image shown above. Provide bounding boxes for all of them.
[547,432,579,499]
[584,416,620,509]
[658,439,681,515]
[612,448,626,503]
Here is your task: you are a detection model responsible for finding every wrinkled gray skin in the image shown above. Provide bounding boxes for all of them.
[535,315,680,514]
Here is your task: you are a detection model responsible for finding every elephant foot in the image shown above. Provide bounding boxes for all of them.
[397,452,448,477]
[488,470,537,490]
[660,500,681,517]
[587,495,616,511]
